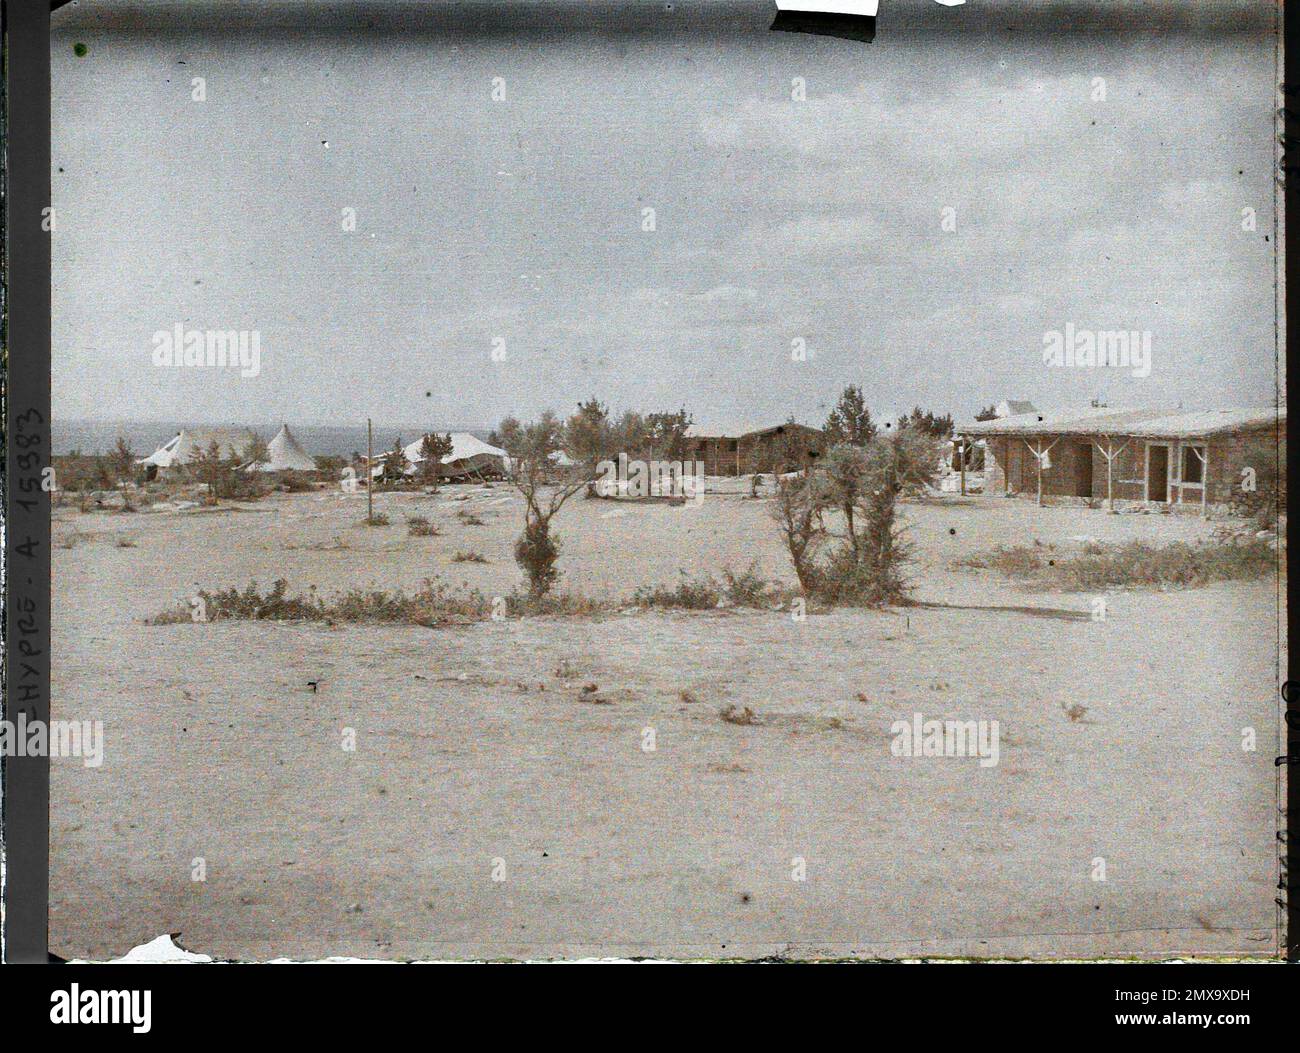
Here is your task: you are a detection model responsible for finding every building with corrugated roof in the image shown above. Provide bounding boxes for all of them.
[957,406,1285,513]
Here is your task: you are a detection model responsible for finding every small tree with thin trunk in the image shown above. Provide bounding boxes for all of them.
[497,412,590,598]
[192,439,229,503]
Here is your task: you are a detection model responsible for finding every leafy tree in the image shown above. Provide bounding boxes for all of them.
[381,435,409,486]
[645,407,693,461]
[565,398,613,470]
[824,385,875,447]
[894,406,954,439]
[612,410,650,460]
[565,399,616,497]
[241,432,270,470]
[192,439,230,502]
[417,432,454,487]
[108,436,137,482]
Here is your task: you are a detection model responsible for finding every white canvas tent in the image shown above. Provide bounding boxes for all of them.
[389,432,508,479]
[137,427,257,470]
[245,424,317,472]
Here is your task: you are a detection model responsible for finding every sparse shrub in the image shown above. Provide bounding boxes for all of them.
[955,545,1045,577]
[452,550,489,563]
[152,579,323,623]
[514,515,561,598]
[115,537,137,548]
[956,538,1276,590]
[509,591,609,617]
[407,516,439,537]
[277,471,317,493]
[225,471,271,502]
[149,578,615,628]
[633,571,720,609]
[720,705,759,726]
[721,564,783,606]
[150,577,490,627]
[366,512,390,527]
[632,564,787,610]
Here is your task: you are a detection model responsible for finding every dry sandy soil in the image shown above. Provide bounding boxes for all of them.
[49,483,1285,960]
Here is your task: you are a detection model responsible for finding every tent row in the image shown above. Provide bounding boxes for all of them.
[137,425,317,474]
[137,425,510,480]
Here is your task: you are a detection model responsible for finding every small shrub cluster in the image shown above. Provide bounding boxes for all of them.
[150,577,489,626]
[956,538,1277,590]
[407,516,439,537]
[149,578,616,628]
[630,563,787,610]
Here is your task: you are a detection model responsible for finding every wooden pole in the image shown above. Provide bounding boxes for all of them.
[959,437,966,495]
[1193,444,1209,517]
[367,417,373,523]
[1027,438,1058,508]
[1106,443,1114,512]
[1202,447,1208,517]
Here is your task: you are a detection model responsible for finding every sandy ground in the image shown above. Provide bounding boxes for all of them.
[49,485,1285,960]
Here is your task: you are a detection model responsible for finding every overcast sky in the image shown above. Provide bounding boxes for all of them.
[51,0,1281,431]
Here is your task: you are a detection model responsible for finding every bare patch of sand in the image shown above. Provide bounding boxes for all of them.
[49,489,1283,959]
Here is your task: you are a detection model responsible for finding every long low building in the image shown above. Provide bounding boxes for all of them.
[957,406,1286,513]
[683,420,825,477]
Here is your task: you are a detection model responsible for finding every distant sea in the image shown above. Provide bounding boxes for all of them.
[53,420,491,458]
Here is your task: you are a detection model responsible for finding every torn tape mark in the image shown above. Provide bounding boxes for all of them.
[69,933,214,964]
[771,0,966,43]
[771,0,878,43]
